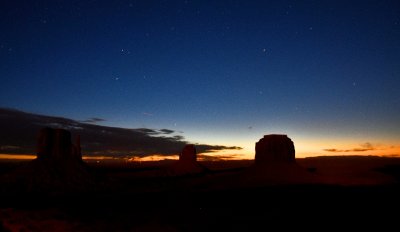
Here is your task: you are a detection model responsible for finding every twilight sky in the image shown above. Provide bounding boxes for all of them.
[1,0,399,158]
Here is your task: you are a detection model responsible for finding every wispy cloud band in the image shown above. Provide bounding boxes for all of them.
[0,108,241,157]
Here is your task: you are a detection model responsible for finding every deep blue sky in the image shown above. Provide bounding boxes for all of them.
[1,0,399,157]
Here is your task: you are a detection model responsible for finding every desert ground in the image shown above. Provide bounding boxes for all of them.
[1,156,400,231]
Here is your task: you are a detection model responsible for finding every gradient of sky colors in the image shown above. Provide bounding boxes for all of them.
[1,0,399,159]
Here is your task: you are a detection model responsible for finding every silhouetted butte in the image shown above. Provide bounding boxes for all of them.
[167,144,207,176]
[255,134,295,164]
[37,127,82,162]
[1,128,94,193]
[237,134,319,185]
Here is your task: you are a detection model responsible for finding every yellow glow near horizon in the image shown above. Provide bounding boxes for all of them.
[0,140,399,161]
[200,138,400,159]
[130,154,179,161]
[0,154,36,160]
[0,153,181,162]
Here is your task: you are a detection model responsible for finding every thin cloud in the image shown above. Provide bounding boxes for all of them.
[82,117,106,124]
[0,145,21,152]
[136,128,159,135]
[195,145,242,153]
[171,135,184,141]
[323,142,377,153]
[142,112,153,116]
[360,142,373,149]
[0,108,242,157]
[323,149,342,152]
[159,129,174,134]
[198,154,244,161]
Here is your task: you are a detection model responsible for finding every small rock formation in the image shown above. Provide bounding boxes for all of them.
[179,144,197,163]
[255,134,295,164]
[167,144,207,176]
[2,128,94,193]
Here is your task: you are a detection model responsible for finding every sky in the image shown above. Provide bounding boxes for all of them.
[1,0,399,159]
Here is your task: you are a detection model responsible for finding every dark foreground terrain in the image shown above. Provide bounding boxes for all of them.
[1,156,400,231]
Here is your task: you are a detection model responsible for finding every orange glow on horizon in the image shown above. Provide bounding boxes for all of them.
[0,154,36,160]
[0,142,399,162]
[129,154,179,161]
